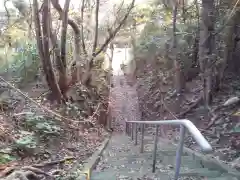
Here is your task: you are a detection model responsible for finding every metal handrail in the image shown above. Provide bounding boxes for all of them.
[125,119,212,180]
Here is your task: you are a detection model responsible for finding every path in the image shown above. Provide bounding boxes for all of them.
[90,47,240,180]
[109,48,141,131]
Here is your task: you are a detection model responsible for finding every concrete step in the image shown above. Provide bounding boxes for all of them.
[91,167,222,180]
[98,150,193,170]
[207,176,238,180]
[159,155,204,169]
[179,168,221,178]
[92,134,240,180]
[91,170,171,180]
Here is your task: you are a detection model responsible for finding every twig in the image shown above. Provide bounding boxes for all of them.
[21,166,53,177]
[12,112,34,117]
[87,103,101,121]
[0,76,92,125]
[206,113,219,130]
[178,97,202,117]
[33,156,75,168]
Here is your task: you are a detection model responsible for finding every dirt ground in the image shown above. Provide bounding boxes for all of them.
[136,55,240,171]
[0,76,108,179]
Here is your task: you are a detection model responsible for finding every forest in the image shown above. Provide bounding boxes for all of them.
[0,0,239,179]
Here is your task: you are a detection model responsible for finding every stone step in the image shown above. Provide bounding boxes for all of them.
[92,134,240,180]
[104,153,202,168]
[91,170,171,180]
[99,149,190,167]
[139,137,232,172]
[91,167,222,180]
[179,168,221,178]
[207,176,238,180]
[159,155,204,169]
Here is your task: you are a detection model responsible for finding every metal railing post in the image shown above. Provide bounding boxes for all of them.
[174,125,186,180]
[152,125,159,173]
[124,120,212,178]
[134,123,138,145]
[125,121,128,135]
[131,123,134,140]
[140,124,144,153]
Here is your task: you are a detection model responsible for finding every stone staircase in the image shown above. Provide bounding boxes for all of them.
[91,133,240,180]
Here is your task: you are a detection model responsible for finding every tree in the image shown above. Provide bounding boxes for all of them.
[33,0,63,102]
[172,0,185,93]
[51,0,82,83]
[58,0,70,99]
[31,0,136,102]
[219,0,240,85]
[199,0,215,107]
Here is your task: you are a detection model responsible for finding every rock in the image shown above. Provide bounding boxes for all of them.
[223,97,240,107]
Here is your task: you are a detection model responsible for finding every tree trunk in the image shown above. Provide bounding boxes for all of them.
[220,1,240,80]
[57,0,71,99]
[199,0,215,107]
[51,0,82,82]
[33,0,62,102]
[172,1,185,93]
[192,0,200,67]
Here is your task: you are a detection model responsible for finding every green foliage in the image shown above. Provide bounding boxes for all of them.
[136,22,168,53]
[14,131,37,150]
[12,42,40,86]
[24,114,61,136]
[11,115,61,154]
[0,153,17,164]
[0,41,40,86]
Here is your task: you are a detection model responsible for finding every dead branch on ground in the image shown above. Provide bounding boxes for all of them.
[1,166,53,180]
[33,156,75,168]
[178,97,202,117]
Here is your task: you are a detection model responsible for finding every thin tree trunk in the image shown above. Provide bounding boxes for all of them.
[199,0,215,107]
[172,0,185,93]
[33,0,62,102]
[92,0,100,53]
[81,0,87,55]
[219,1,240,83]
[58,0,71,99]
[192,0,200,67]
[181,0,186,23]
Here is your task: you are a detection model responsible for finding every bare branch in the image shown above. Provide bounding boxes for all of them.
[93,0,135,58]
[51,0,80,35]
[92,0,100,53]
[81,0,87,55]
[4,0,10,23]
[82,0,135,85]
